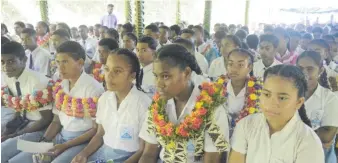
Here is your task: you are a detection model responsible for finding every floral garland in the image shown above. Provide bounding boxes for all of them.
[92,62,104,83]
[216,75,262,127]
[53,82,99,118]
[1,80,55,112]
[37,33,50,48]
[147,80,229,162]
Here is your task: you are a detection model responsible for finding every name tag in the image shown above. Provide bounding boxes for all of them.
[120,126,134,140]
[310,109,324,130]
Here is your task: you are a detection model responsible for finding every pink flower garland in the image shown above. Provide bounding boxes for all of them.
[53,82,99,118]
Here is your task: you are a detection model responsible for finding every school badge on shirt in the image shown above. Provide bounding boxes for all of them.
[120,127,134,140]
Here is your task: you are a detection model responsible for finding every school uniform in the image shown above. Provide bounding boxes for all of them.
[197,42,209,53]
[208,56,227,80]
[78,37,98,59]
[304,84,338,163]
[1,69,53,163]
[253,59,282,79]
[25,47,51,76]
[85,86,152,162]
[231,113,325,163]
[140,63,156,96]
[157,40,171,50]
[191,72,210,86]
[1,72,104,163]
[195,52,209,74]
[139,85,230,163]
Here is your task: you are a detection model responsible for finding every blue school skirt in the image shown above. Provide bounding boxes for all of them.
[324,136,337,163]
[88,144,135,163]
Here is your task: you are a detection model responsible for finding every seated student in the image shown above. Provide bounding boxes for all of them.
[289,30,304,56]
[308,39,338,78]
[296,51,338,163]
[169,24,181,42]
[71,49,152,163]
[99,26,109,40]
[209,35,242,79]
[139,44,229,163]
[223,48,262,136]
[20,28,51,76]
[173,38,210,85]
[253,34,282,79]
[1,42,53,162]
[274,27,298,65]
[158,26,171,49]
[70,27,81,42]
[143,24,160,50]
[136,36,157,93]
[92,38,119,83]
[234,29,248,43]
[229,64,325,163]
[121,23,134,39]
[180,28,195,43]
[246,34,261,61]
[104,28,119,42]
[78,25,98,59]
[35,21,51,51]
[300,33,313,50]
[3,41,105,163]
[122,32,137,53]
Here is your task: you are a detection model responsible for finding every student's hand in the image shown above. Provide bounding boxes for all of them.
[48,144,68,156]
[323,140,334,149]
[71,152,88,163]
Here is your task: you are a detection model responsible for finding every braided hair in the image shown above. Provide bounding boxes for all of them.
[109,48,144,91]
[296,50,330,89]
[228,48,254,76]
[156,44,202,75]
[263,65,312,127]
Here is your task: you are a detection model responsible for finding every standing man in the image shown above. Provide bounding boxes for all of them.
[100,4,118,29]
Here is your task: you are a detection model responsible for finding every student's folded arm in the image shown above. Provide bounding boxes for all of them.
[204,152,222,163]
[63,120,98,149]
[228,150,245,163]
[43,114,62,141]
[138,141,160,163]
[18,109,53,135]
[124,138,145,163]
[315,126,338,144]
[77,123,105,158]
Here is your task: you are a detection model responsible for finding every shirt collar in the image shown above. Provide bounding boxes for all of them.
[227,80,246,97]
[61,71,88,93]
[263,111,300,136]
[311,84,323,98]
[13,68,29,82]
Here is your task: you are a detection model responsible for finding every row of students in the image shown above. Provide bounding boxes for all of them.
[1,40,336,162]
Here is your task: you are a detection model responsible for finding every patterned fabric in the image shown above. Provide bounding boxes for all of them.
[275,50,299,65]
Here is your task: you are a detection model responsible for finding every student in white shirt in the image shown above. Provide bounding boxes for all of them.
[158,26,172,49]
[136,36,158,93]
[173,38,209,76]
[139,44,229,163]
[20,28,51,76]
[143,24,161,50]
[308,39,338,78]
[209,35,242,79]
[78,25,98,59]
[1,42,53,163]
[122,32,137,52]
[229,65,324,163]
[180,28,195,43]
[71,49,152,163]
[253,34,282,79]
[193,25,209,53]
[296,51,338,163]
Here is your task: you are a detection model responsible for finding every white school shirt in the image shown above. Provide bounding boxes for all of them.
[139,85,230,163]
[226,80,246,122]
[191,71,210,86]
[157,40,171,50]
[96,86,152,152]
[208,56,227,79]
[195,52,209,74]
[141,63,155,88]
[231,113,325,163]
[304,84,338,130]
[25,47,51,76]
[78,37,98,59]
[52,72,104,132]
[197,42,209,53]
[253,59,282,79]
[3,68,52,121]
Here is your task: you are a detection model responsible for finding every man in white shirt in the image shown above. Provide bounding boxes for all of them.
[100,4,118,29]
[144,24,161,50]
[1,42,54,162]
[253,34,282,79]
[158,26,171,49]
[78,25,98,59]
[20,28,51,76]
[136,36,157,93]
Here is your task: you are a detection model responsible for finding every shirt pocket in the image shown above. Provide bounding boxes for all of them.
[118,124,136,141]
[310,109,324,130]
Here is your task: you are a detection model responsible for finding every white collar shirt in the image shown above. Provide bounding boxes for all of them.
[231,113,324,163]
[78,37,98,59]
[139,85,230,163]
[208,57,227,79]
[25,47,51,76]
[226,80,246,120]
[195,52,209,74]
[96,86,152,152]
[253,59,282,79]
[52,72,104,131]
[3,68,53,121]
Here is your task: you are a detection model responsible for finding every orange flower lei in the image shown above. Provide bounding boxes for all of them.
[1,80,55,112]
[148,79,228,161]
[216,75,262,127]
[53,82,100,118]
[92,62,104,83]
